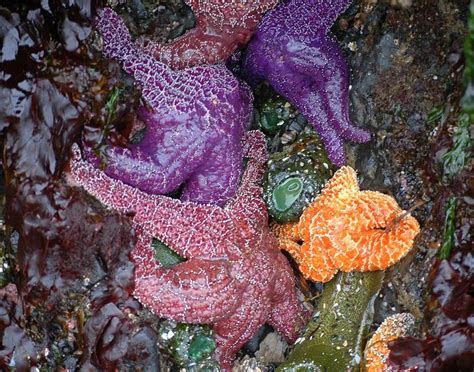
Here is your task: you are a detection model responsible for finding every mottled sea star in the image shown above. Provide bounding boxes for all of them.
[273,166,420,282]
[91,7,253,206]
[67,131,308,370]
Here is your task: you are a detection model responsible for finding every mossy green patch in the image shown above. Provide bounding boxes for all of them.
[279,271,384,371]
[152,238,185,268]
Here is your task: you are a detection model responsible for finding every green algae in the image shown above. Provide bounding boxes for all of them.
[439,197,457,260]
[264,129,334,223]
[441,113,472,182]
[278,271,384,371]
[151,238,185,268]
[426,105,444,126]
[442,1,474,182]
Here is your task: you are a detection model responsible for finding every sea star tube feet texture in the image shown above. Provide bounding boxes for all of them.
[92,7,253,206]
[272,166,420,283]
[364,313,415,371]
[139,0,279,69]
[67,131,308,370]
[242,0,371,166]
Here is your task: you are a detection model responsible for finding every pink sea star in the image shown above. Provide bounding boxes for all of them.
[67,131,308,370]
[242,0,371,166]
[90,8,253,206]
[138,0,280,69]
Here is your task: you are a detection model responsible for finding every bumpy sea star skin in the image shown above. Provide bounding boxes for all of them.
[364,313,415,371]
[242,0,371,166]
[273,166,420,283]
[91,8,253,206]
[139,0,279,69]
[67,131,308,370]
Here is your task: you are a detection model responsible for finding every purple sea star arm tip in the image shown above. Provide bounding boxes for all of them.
[243,0,370,165]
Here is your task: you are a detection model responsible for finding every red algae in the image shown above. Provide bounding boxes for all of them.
[388,215,473,370]
[0,1,159,369]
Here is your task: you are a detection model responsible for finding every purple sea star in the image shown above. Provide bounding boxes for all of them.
[67,131,308,370]
[91,8,253,206]
[242,0,371,166]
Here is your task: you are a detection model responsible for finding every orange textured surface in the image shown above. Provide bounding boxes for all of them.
[364,313,415,371]
[272,166,420,282]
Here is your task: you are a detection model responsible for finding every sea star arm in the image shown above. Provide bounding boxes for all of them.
[276,238,303,263]
[355,191,404,229]
[271,221,305,262]
[272,221,301,242]
[272,221,338,282]
[239,130,268,188]
[283,35,371,142]
[252,37,369,165]
[67,144,141,214]
[83,110,215,196]
[225,130,268,223]
[213,293,271,370]
[142,18,241,69]
[266,253,308,341]
[348,191,420,271]
[291,166,359,242]
[67,144,232,259]
[364,313,415,371]
[82,139,205,196]
[130,227,158,278]
[255,0,353,38]
[307,166,359,210]
[267,292,307,343]
[140,0,279,69]
[285,0,353,36]
[133,258,241,323]
[96,8,173,93]
[244,41,349,166]
[299,240,338,282]
[242,0,370,166]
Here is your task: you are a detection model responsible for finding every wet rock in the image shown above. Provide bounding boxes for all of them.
[114,0,195,42]
[254,332,288,365]
[336,0,470,341]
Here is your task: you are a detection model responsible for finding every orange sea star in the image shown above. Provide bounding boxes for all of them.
[272,166,420,282]
[363,313,415,371]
